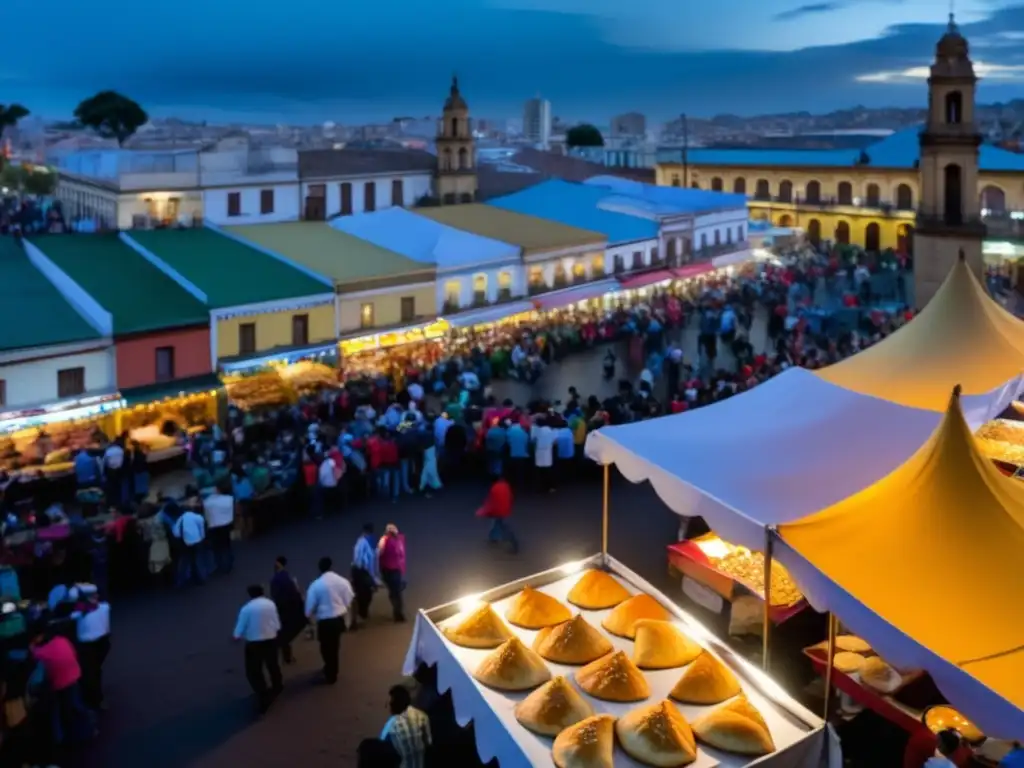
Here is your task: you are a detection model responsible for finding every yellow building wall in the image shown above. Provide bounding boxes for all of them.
[338,285,437,335]
[216,303,336,359]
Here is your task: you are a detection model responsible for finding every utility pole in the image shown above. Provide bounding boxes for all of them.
[681,113,689,187]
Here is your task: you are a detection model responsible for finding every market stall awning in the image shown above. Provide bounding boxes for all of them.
[816,256,1024,410]
[119,373,224,408]
[672,262,716,280]
[711,248,757,268]
[533,278,620,311]
[618,270,674,290]
[585,368,1015,551]
[446,300,534,329]
[777,389,1024,739]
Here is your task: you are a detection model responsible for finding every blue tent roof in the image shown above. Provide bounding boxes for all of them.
[585,176,748,214]
[329,207,520,271]
[487,179,658,245]
[678,126,1024,172]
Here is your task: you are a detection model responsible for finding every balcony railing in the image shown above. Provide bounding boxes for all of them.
[983,213,1024,238]
[916,211,987,236]
[752,195,915,213]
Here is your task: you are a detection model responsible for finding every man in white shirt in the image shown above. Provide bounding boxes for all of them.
[233,584,283,712]
[203,483,235,575]
[305,556,354,685]
[102,439,125,506]
[72,583,111,710]
[172,504,207,587]
[532,419,556,493]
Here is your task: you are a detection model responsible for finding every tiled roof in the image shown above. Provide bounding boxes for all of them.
[488,180,658,245]
[0,237,100,351]
[299,148,437,179]
[511,148,655,183]
[127,228,331,308]
[476,165,546,200]
[30,234,209,335]
[416,204,605,255]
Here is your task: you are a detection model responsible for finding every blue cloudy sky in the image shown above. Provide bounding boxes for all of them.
[2,0,1024,123]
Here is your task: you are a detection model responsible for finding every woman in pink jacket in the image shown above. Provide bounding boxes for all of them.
[378,524,407,622]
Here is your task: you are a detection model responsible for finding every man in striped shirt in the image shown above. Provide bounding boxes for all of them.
[350,523,379,629]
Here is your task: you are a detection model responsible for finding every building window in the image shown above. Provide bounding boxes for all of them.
[710,177,723,192]
[340,183,353,215]
[239,323,256,355]
[671,175,681,187]
[835,221,851,244]
[778,180,793,203]
[57,367,85,398]
[572,262,587,283]
[458,147,469,170]
[805,180,821,204]
[260,189,274,214]
[391,179,404,207]
[227,192,241,217]
[443,193,456,205]
[498,270,513,300]
[528,266,544,292]
[896,184,914,210]
[700,234,708,250]
[364,182,376,212]
[837,181,853,205]
[400,296,415,322]
[632,251,643,269]
[360,303,374,328]
[650,246,659,264]
[443,280,461,310]
[0,379,5,407]
[754,179,770,200]
[613,254,625,273]
[155,346,175,382]
[733,178,746,194]
[472,274,487,304]
[726,228,733,244]
[866,183,881,207]
[945,91,962,125]
[291,314,309,346]
[714,230,721,246]
[592,255,605,278]
[944,163,963,225]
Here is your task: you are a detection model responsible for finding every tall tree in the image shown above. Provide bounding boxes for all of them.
[0,104,29,137]
[74,91,148,146]
[566,123,605,148]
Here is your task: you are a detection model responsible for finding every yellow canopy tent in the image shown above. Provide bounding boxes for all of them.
[778,388,1024,737]
[815,256,1024,410]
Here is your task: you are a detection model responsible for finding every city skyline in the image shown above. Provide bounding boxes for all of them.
[3,1,1024,124]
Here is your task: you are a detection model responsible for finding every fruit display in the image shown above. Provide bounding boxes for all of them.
[976,437,1024,466]
[277,361,339,395]
[976,419,1024,445]
[695,535,804,607]
[224,372,297,410]
[0,422,104,473]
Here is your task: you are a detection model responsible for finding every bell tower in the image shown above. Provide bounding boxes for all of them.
[434,76,478,205]
[914,13,986,307]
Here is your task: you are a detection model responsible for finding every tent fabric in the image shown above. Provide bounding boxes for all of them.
[777,391,1024,739]
[446,301,534,328]
[584,368,1021,551]
[815,258,1024,410]
[619,270,674,290]
[532,279,620,311]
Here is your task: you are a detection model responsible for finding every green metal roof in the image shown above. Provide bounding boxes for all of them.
[31,234,210,335]
[127,228,332,309]
[0,237,101,351]
[119,372,223,407]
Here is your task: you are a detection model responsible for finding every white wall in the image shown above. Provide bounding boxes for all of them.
[0,348,115,410]
[203,184,302,225]
[524,248,608,289]
[436,263,526,309]
[303,173,433,218]
[606,239,659,271]
[693,209,748,251]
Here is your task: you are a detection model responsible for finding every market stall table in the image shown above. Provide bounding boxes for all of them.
[403,554,840,768]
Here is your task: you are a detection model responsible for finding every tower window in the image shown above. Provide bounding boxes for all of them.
[945,91,962,125]
[451,117,459,136]
[944,163,963,225]
[442,147,452,171]
[458,147,469,170]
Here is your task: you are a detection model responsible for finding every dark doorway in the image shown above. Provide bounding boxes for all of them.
[807,219,821,245]
[865,222,881,251]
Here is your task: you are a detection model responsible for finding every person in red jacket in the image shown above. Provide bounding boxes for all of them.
[476,474,518,553]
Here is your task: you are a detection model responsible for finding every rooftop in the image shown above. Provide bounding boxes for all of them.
[30,235,209,335]
[510,147,655,184]
[585,176,749,215]
[488,179,659,245]
[415,204,605,255]
[126,228,331,309]
[329,208,520,272]
[0,237,100,352]
[298,148,437,179]
[224,222,432,287]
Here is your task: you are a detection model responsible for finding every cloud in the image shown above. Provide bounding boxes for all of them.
[773,2,843,22]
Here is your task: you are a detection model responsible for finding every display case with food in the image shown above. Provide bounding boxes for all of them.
[275,360,340,396]
[667,534,807,623]
[404,554,835,768]
[973,419,1024,471]
[0,420,109,477]
[223,371,297,411]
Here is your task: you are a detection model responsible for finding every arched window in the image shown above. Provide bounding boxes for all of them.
[865,222,881,252]
[778,214,794,227]
[733,178,746,194]
[457,147,469,170]
[754,179,770,200]
[807,219,821,245]
[805,180,821,204]
[442,148,452,171]
[451,117,459,136]
[835,221,850,244]
[498,270,512,299]
[980,185,1007,214]
[778,180,793,203]
[691,181,700,189]
[711,177,723,191]
[671,175,681,187]
[472,274,487,303]
[944,163,963,224]
[896,183,913,210]
[945,92,962,125]
[897,223,914,255]
[865,183,880,207]
[553,263,568,287]
[837,181,853,205]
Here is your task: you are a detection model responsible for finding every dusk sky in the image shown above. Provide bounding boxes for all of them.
[4,0,1024,124]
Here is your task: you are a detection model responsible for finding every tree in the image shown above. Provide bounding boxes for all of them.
[73,91,148,146]
[0,104,29,137]
[566,123,604,148]
[23,167,55,196]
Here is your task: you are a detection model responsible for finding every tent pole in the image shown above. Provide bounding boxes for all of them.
[762,527,774,671]
[601,464,610,556]
[823,612,837,720]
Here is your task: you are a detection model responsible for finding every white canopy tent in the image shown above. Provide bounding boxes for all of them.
[584,367,1021,551]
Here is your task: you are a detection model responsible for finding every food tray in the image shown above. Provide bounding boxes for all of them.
[404,554,835,768]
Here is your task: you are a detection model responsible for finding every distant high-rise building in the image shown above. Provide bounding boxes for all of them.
[523,97,552,149]
[611,112,647,138]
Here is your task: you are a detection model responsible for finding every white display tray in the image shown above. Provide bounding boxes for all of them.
[404,553,841,768]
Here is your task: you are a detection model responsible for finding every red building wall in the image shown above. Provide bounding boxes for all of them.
[115,325,212,390]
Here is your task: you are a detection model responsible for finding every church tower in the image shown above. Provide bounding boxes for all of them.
[914,13,986,307]
[435,76,478,205]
